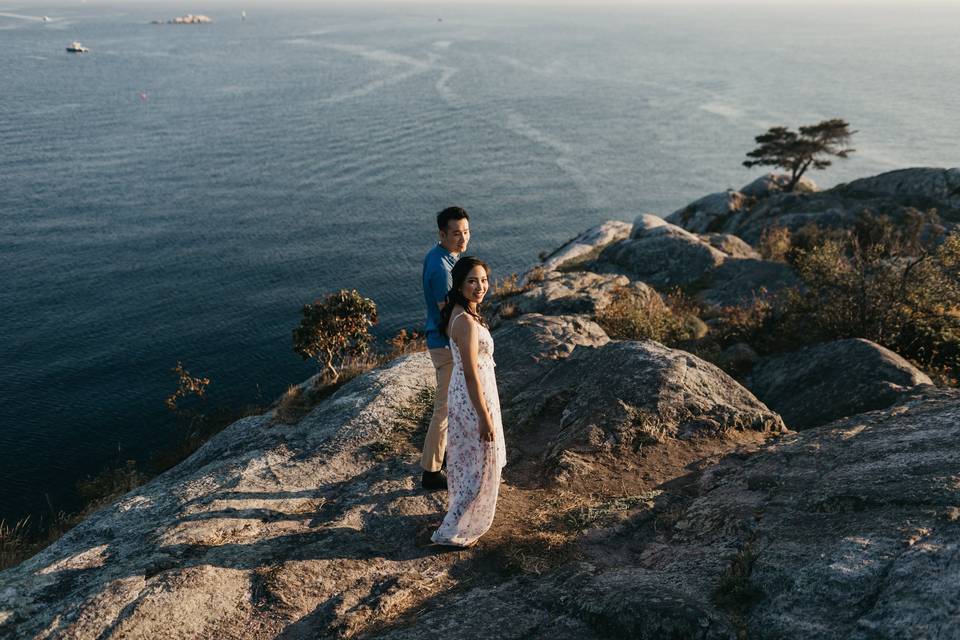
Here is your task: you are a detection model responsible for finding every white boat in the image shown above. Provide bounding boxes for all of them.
[66,41,89,53]
[42,16,50,22]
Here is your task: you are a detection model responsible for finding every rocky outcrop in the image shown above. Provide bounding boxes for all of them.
[592,216,793,307]
[835,167,960,210]
[694,257,799,307]
[491,314,609,399]
[678,168,960,244]
[498,271,659,319]
[4,169,956,640]
[664,174,818,236]
[702,233,760,259]
[598,216,728,287]
[0,354,461,640]
[665,190,751,235]
[747,338,933,429]
[663,169,960,245]
[540,221,631,271]
[739,173,818,198]
[504,339,785,479]
[377,388,960,640]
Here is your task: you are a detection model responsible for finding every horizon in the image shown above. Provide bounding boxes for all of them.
[4,0,960,6]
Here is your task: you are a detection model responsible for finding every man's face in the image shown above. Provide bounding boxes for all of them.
[439,218,470,254]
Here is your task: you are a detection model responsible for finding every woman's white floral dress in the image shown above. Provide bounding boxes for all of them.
[431,312,507,547]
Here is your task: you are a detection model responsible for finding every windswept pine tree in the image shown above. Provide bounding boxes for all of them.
[743,119,856,191]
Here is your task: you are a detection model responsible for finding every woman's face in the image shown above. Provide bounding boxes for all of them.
[460,265,489,305]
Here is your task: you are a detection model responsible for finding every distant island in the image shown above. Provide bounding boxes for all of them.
[150,14,212,25]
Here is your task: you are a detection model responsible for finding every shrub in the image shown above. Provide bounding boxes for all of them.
[492,273,524,299]
[703,293,777,359]
[293,289,378,383]
[387,328,426,359]
[758,226,791,262]
[597,287,701,345]
[525,265,547,284]
[774,218,960,381]
[0,518,32,571]
[164,362,210,410]
[713,544,764,613]
[76,460,146,506]
[273,385,312,425]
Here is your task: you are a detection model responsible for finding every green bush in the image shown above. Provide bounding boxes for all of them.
[293,289,378,383]
[773,216,960,383]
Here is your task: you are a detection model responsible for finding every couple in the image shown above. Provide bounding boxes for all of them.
[420,206,507,548]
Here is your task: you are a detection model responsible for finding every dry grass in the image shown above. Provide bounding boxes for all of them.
[0,462,149,571]
[596,286,700,345]
[497,301,520,320]
[0,518,33,571]
[491,272,525,299]
[368,386,435,461]
[273,385,313,425]
[76,460,146,506]
[387,328,427,359]
[525,265,546,284]
[713,543,764,613]
[560,491,661,532]
[758,226,791,262]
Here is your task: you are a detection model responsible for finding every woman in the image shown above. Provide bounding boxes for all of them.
[431,256,507,548]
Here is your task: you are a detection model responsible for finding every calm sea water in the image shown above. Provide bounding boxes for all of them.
[1,2,958,524]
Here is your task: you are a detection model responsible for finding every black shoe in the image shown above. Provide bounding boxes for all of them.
[422,470,448,491]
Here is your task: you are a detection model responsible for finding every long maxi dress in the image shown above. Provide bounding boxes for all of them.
[431,312,507,547]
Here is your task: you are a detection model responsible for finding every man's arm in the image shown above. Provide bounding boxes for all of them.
[428,265,450,311]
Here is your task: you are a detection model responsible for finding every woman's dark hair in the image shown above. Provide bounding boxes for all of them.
[437,206,470,231]
[440,256,490,336]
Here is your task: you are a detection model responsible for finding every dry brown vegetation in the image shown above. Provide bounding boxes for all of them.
[596,286,702,346]
[602,212,960,385]
[762,215,960,383]
[491,272,525,299]
[758,225,791,262]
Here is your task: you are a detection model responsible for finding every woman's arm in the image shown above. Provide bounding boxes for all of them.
[452,316,495,442]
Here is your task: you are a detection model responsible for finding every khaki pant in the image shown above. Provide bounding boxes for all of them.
[421,347,453,472]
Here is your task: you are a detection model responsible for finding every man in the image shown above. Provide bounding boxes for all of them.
[420,206,471,490]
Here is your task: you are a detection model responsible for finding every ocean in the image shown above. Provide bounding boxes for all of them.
[1,1,958,525]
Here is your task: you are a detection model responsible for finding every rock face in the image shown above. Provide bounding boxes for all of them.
[540,221,632,271]
[739,172,818,198]
[0,354,463,640]
[499,271,659,319]
[836,167,960,210]
[665,190,751,234]
[377,388,960,640]
[663,168,960,245]
[504,340,785,477]
[694,257,799,307]
[491,313,609,399]
[747,338,933,429]
[594,216,792,306]
[702,233,760,259]
[599,218,728,287]
[672,168,960,244]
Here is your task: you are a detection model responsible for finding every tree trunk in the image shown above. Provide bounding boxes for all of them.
[787,159,812,192]
[324,349,339,384]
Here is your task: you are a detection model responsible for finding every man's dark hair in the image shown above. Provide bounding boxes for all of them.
[437,206,470,231]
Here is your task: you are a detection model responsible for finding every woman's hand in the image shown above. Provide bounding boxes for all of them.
[478,413,495,442]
